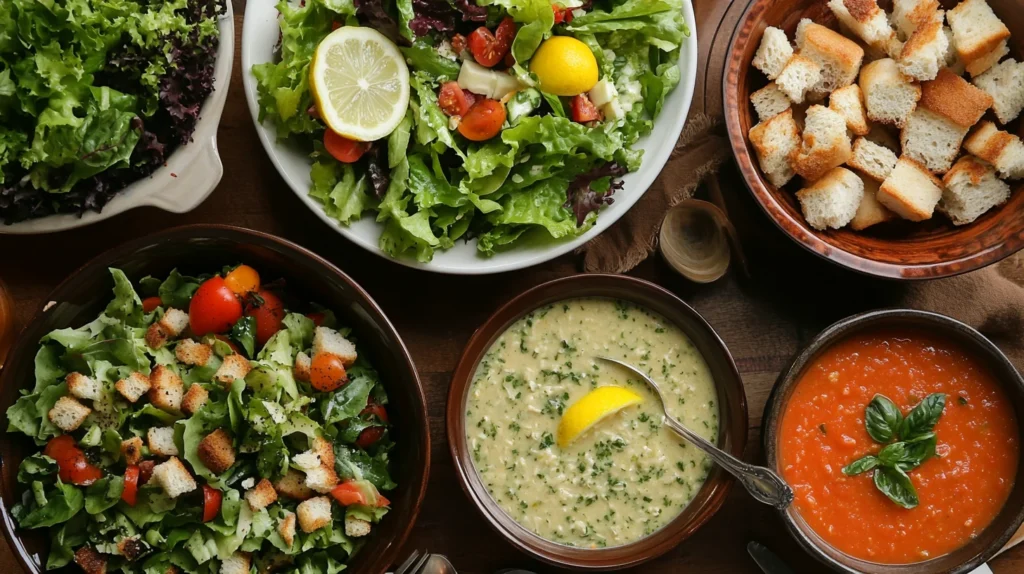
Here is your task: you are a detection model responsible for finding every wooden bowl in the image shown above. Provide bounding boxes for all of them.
[761,309,1024,573]
[446,274,748,570]
[0,225,430,574]
[724,0,1024,280]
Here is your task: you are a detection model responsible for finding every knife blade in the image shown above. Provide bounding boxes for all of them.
[747,541,796,574]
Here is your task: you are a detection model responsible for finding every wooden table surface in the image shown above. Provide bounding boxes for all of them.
[1,1,1022,572]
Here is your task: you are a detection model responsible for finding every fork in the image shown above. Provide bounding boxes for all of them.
[393,549,431,574]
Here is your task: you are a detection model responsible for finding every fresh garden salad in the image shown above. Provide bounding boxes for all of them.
[253,0,688,261]
[0,0,222,223]
[6,265,396,574]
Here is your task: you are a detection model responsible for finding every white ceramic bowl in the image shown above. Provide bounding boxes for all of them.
[0,5,235,235]
[241,2,697,275]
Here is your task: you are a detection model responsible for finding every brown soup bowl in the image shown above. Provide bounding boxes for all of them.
[446,274,748,570]
[762,309,1024,573]
[724,0,1024,280]
[0,224,430,574]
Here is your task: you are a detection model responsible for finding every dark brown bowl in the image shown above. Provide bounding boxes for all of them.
[446,274,748,570]
[0,224,430,574]
[724,0,1024,280]
[762,309,1024,573]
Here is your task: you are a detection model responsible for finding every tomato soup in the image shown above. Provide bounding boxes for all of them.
[778,330,1019,564]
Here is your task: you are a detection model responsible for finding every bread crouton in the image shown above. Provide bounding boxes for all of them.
[294,352,312,383]
[219,553,251,574]
[792,105,853,182]
[67,372,101,402]
[827,0,893,50]
[942,26,965,75]
[145,308,190,349]
[973,59,1024,124]
[851,176,897,230]
[901,70,993,173]
[121,436,144,465]
[878,157,946,221]
[214,354,251,386]
[115,372,151,403]
[116,536,146,561]
[891,0,941,40]
[898,20,948,81]
[964,121,1024,179]
[181,383,209,416]
[74,546,107,574]
[795,19,865,94]
[849,137,899,181]
[197,429,236,475]
[148,365,183,412]
[775,54,822,104]
[345,514,372,538]
[749,108,801,188]
[860,58,922,128]
[752,26,794,81]
[278,511,297,547]
[795,167,865,230]
[296,496,332,533]
[751,82,791,123]
[294,437,339,493]
[275,470,315,500]
[947,0,1011,77]
[151,457,196,498]
[939,155,1011,225]
[245,478,279,511]
[313,327,358,367]
[147,427,179,457]
[829,84,869,135]
[48,396,91,432]
[175,339,213,367]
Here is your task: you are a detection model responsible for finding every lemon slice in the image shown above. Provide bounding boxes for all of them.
[309,26,410,142]
[557,387,643,448]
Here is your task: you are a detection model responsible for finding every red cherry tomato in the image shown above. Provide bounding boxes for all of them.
[324,130,370,163]
[310,352,348,392]
[138,460,155,485]
[458,99,506,141]
[504,51,516,68]
[438,82,473,117]
[245,289,285,347]
[494,17,517,58]
[44,435,102,486]
[306,312,325,326]
[223,265,260,296]
[332,21,341,30]
[122,465,140,506]
[552,5,574,24]
[142,297,162,313]
[570,94,602,123]
[356,427,386,449]
[361,403,389,424]
[468,18,515,68]
[451,33,467,54]
[214,334,243,356]
[330,480,389,507]
[189,276,243,337]
[202,485,222,522]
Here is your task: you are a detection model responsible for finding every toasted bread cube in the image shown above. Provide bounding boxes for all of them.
[74,546,107,574]
[891,0,941,39]
[145,308,190,349]
[147,426,179,457]
[751,82,791,123]
[275,470,315,500]
[920,68,994,129]
[947,0,1011,77]
[796,167,865,230]
[752,26,794,81]
[860,58,922,128]
[964,121,1024,179]
[294,352,312,383]
[851,176,897,230]
[973,59,1024,124]
[117,536,145,561]
[749,109,801,188]
[796,19,865,94]
[197,429,236,475]
[898,20,948,82]
[942,26,965,75]
[878,157,946,221]
[827,0,893,50]
[148,365,183,412]
[67,372,101,402]
[829,84,869,135]
[245,478,279,511]
[939,155,1011,225]
[121,436,144,465]
[792,105,853,182]
[296,496,332,533]
[151,457,196,498]
[345,515,372,538]
[849,137,898,181]
[181,383,209,416]
[775,54,822,104]
[901,70,992,174]
[214,354,252,386]
[278,511,297,547]
[295,436,339,493]
[48,396,91,432]
[175,339,213,367]
[115,372,151,403]
[220,553,251,574]
[312,327,358,367]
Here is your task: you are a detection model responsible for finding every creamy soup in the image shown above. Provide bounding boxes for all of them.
[465,297,720,548]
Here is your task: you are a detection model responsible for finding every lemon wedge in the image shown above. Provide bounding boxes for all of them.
[530,36,599,97]
[557,387,643,448]
[309,26,410,142]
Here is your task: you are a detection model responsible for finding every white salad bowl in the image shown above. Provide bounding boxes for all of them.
[241,1,697,275]
[0,4,234,235]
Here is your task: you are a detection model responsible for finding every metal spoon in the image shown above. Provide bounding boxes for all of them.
[421,555,458,574]
[597,356,794,509]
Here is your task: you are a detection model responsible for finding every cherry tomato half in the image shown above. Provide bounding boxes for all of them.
[355,403,389,448]
[310,352,348,392]
[138,460,155,485]
[570,93,602,123]
[122,465,140,506]
[306,312,326,326]
[330,479,388,507]
[438,82,473,117]
[361,403,389,424]
[44,435,102,486]
[202,485,222,523]
[458,99,506,141]
[553,5,574,24]
[245,289,285,347]
[468,18,515,68]
[324,130,370,163]
[189,276,243,337]
[142,297,162,313]
[223,265,260,296]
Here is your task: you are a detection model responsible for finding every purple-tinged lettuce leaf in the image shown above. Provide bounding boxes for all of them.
[564,162,624,226]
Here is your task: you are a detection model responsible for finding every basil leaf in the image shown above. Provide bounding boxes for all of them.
[900,393,946,440]
[842,455,879,476]
[230,315,257,358]
[897,433,937,471]
[873,466,919,509]
[865,394,904,443]
[878,442,908,466]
